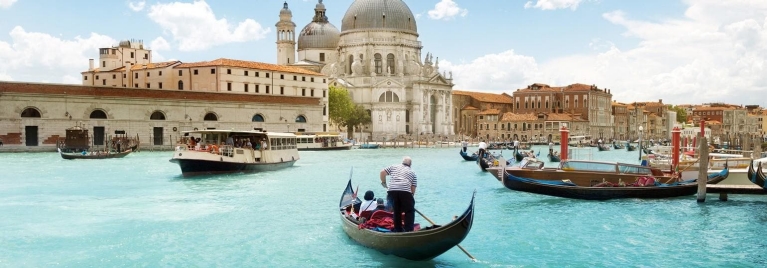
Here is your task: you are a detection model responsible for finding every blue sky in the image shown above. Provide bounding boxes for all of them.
[0,0,765,106]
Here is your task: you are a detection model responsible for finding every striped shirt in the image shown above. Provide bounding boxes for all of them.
[384,164,417,193]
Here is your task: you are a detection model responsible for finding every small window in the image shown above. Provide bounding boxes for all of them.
[227,69,231,74]
[134,83,138,88]
[301,76,305,81]
[96,75,99,80]
[211,68,216,74]
[134,73,138,79]
[323,90,326,97]
[89,110,108,119]
[302,88,305,96]
[130,52,134,58]
[266,86,270,93]
[311,77,314,82]
[194,69,199,75]
[280,74,284,79]
[112,74,116,79]
[146,83,150,88]
[123,74,126,78]
[256,72,260,77]
[293,76,297,81]
[255,84,260,93]
[178,80,184,90]
[102,61,105,67]
[102,80,106,85]
[311,89,314,96]
[84,76,88,80]
[204,113,218,121]
[266,73,270,78]
[227,83,232,91]
[159,82,163,89]
[323,79,326,83]
[150,111,166,120]
[244,71,249,76]
[147,72,150,77]
[252,114,265,122]
[244,84,249,92]
[319,53,325,62]
[178,70,183,76]
[280,87,284,95]
[159,71,163,76]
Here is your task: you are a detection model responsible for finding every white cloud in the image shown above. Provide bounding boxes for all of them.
[524,0,585,11]
[0,26,115,84]
[0,73,13,81]
[427,0,468,20]
[0,0,17,9]
[127,1,145,12]
[150,36,171,51]
[445,0,767,106]
[147,0,270,52]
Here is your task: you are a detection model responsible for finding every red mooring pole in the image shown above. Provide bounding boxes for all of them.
[672,127,681,173]
[560,124,569,161]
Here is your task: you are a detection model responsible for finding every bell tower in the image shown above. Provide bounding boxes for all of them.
[276,2,296,65]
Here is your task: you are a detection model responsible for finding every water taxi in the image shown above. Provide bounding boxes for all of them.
[295,132,352,151]
[170,130,299,176]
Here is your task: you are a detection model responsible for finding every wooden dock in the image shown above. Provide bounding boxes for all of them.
[704,184,767,201]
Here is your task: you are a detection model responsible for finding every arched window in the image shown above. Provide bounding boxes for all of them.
[90,110,107,119]
[374,53,382,74]
[378,91,400,102]
[348,55,354,74]
[295,115,307,123]
[252,114,265,122]
[204,112,218,121]
[386,53,395,74]
[178,80,184,90]
[150,111,166,120]
[20,107,41,118]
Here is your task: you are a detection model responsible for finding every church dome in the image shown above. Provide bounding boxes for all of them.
[341,0,417,34]
[298,0,341,50]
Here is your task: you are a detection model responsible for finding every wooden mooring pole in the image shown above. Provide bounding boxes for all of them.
[696,135,709,203]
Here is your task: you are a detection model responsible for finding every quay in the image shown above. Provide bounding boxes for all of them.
[705,184,767,201]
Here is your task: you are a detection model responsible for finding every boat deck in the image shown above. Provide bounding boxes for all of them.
[704,184,767,201]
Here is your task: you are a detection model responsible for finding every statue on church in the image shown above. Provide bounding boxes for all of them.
[351,57,363,76]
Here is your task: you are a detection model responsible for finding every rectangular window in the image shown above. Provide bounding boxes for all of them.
[227,69,231,74]
[323,79,326,83]
[135,83,138,88]
[96,75,99,80]
[293,76,297,81]
[311,77,314,82]
[227,83,232,91]
[266,73,270,78]
[147,72,150,77]
[159,82,163,89]
[280,74,284,79]
[211,68,216,74]
[84,76,88,80]
[112,74,116,79]
[144,53,148,59]
[159,71,162,76]
[323,90,326,97]
[123,74,126,78]
[266,86,270,93]
[302,88,305,96]
[302,76,305,81]
[280,87,284,95]
[319,53,325,62]
[134,73,138,79]
[102,80,106,85]
[102,61,105,67]
[194,69,199,75]
[146,83,150,88]
[311,89,314,96]
[255,84,260,93]
[244,71,248,76]
[244,84,249,92]
[130,52,134,58]
[179,70,183,76]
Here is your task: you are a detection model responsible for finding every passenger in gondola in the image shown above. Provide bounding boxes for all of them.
[359,190,377,213]
[548,141,554,155]
[380,156,418,232]
[372,198,387,213]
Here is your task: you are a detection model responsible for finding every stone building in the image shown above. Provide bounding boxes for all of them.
[611,101,629,140]
[451,90,513,137]
[0,81,322,151]
[475,111,588,143]
[280,0,455,140]
[511,83,614,139]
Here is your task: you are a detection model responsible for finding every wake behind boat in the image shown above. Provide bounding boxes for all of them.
[339,178,475,261]
[170,130,299,177]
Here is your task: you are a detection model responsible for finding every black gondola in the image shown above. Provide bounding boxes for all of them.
[501,167,729,200]
[547,153,560,162]
[514,150,524,162]
[747,160,767,190]
[612,143,625,150]
[459,150,478,161]
[597,145,611,151]
[339,179,475,261]
[58,148,132,160]
[627,144,637,151]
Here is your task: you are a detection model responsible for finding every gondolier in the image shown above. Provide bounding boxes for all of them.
[380,156,418,232]
[548,141,554,155]
[461,140,468,153]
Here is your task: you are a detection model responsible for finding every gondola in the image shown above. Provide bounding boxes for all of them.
[501,166,729,200]
[612,143,625,150]
[459,150,478,161]
[58,148,132,160]
[626,144,637,151]
[597,145,611,151]
[514,150,525,162]
[547,153,560,162]
[339,179,475,261]
[477,157,490,171]
[359,144,380,149]
[747,160,767,189]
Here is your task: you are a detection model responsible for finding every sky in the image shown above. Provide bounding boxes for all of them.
[0,0,766,107]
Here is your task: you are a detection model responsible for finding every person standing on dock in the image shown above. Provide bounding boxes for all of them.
[380,156,418,232]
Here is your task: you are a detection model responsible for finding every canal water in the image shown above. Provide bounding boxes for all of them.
[1,146,765,267]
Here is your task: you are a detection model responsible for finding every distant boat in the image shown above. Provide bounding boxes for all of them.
[459,150,478,161]
[359,144,379,149]
[58,148,132,160]
[295,133,352,151]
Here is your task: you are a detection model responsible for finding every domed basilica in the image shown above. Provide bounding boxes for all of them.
[276,0,454,140]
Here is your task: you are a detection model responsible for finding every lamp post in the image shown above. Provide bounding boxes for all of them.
[638,126,644,161]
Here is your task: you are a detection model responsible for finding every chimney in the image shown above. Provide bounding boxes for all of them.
[659,99,662,103]
[89,59,94,70]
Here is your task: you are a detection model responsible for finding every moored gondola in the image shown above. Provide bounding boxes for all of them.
[58,148,132,160]
[459,150,478,161]
[339,179,475,261]
[501,166,729,200]
[747,160,767,189]
[627,144,637,151]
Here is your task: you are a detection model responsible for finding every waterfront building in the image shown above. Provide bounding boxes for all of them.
[451,90,513,137]
[511,83,614,140]
[281,0,455,140]
[629,100,668,140]
[611,101,629,140]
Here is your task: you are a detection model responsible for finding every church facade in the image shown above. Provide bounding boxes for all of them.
[278,0,455,140]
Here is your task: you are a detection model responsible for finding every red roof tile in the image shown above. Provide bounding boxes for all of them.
[477,109,500,115]
[176,58,323,76]
[452,90,513,103]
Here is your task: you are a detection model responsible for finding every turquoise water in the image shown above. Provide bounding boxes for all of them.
[1,146,766,267]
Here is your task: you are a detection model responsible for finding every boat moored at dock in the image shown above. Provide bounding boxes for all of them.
[295,132,352,151]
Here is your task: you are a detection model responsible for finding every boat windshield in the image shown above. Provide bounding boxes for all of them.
[560,161,616,173]
[617,164,654,175]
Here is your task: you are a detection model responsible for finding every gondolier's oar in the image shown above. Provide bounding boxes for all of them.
[414,208,477,262]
